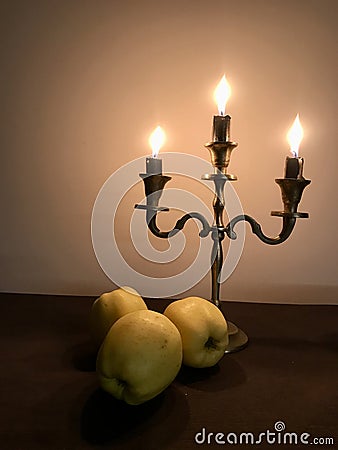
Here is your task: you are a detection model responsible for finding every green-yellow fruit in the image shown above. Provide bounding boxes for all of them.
[90,286,147,348]
[97,309,183,405]
[164,296,228,368]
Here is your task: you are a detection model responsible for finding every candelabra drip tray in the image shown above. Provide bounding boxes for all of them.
[135,204,169,212]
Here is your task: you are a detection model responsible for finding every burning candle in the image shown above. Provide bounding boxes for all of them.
[146,126,165,175]
[212,75,232,142]
[285,114,304,179]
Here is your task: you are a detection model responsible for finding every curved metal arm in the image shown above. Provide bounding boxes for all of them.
[146,210,211,239]
[225,214,296,245]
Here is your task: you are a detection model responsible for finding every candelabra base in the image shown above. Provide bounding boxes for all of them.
[225,321,249,353]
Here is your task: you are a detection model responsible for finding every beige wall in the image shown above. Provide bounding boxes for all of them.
[1,0,337,304]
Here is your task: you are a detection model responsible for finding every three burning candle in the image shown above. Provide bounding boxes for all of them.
[145,75,306,180]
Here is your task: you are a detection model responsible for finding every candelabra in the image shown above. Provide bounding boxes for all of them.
[135,78,311,353]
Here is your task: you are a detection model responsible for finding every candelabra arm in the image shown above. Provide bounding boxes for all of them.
[225,214,296,245]
[225,177,311,245]
[146,210,211,239]
[135,173,211,239]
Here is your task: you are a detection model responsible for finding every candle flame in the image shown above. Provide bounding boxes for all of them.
[149,126,165,157]
[287,114,303,157]
[214,74,231,115]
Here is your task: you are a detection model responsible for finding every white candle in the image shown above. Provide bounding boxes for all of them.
[212,74,232,142]
[146,126,165,175]
[285,114,304,179]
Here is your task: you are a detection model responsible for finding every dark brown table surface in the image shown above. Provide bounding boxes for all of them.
[0,293,337,450]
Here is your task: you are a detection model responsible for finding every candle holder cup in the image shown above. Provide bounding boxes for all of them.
[135,126,311,353]
[271,177,311,217]
[140,174,171,208]
[205,141,238,176]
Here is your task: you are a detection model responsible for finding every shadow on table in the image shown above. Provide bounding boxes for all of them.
[81,385,189,447]
[176,356,246,392]
[63,340,97,372]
